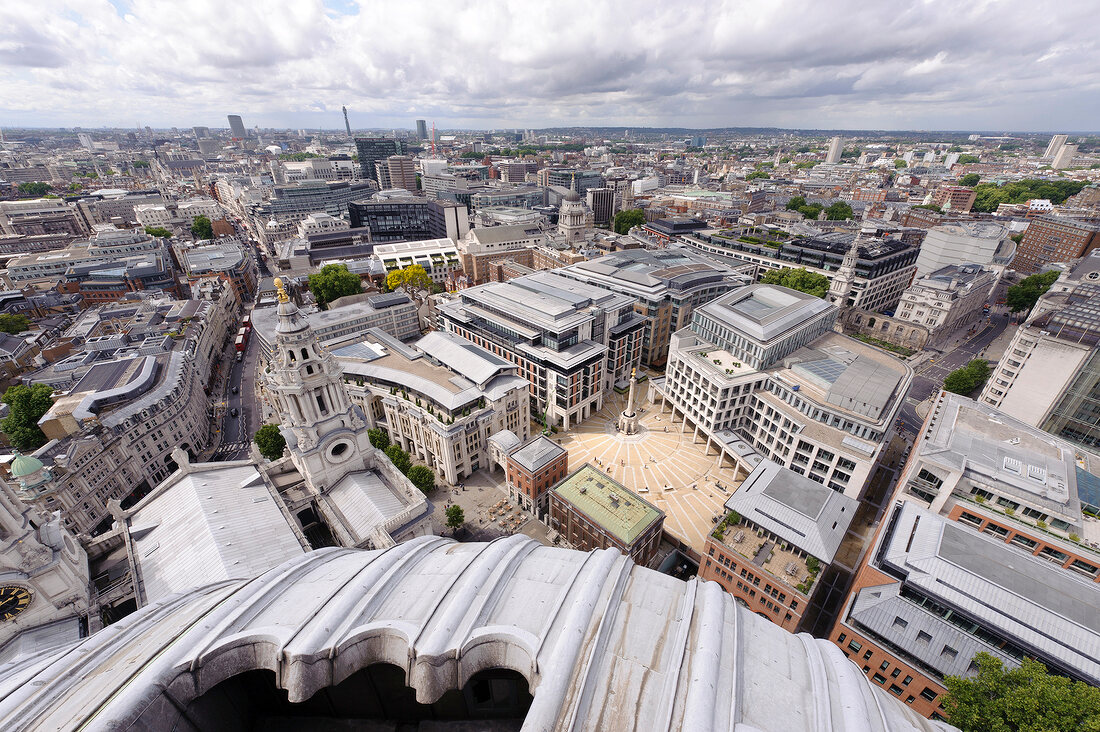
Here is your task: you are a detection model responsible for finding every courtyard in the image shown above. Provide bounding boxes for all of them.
[555,389,745,556]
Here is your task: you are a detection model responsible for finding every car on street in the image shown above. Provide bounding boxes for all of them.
[230,408,239,417]
[231,386,239,394]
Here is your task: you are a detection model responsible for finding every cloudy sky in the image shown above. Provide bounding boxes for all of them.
[2,0,1098,132]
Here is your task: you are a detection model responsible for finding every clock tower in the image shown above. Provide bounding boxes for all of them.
[266,279,375,493]
[0,475,89,650]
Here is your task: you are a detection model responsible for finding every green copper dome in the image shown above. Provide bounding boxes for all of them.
[10,452,44,479]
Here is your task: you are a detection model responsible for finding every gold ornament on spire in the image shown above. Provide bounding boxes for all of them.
[274,277,289,304]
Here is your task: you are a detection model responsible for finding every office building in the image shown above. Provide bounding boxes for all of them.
[181,241,258,302]
[18,297,233,536]
[894,264,996,342]
[192,126,210,140]
[437,271,645,429]
[656,285,911,498]
[1052,143,1079,170]
[0,198,87,252]
[5,226,165,285]
[700,459,857,633]
[1043,133,1069,159]
[1013,215,1100,274]
[252,292,420,360]
[557,247,750,368]
[830,391,1100,720]
[458,224,544,284]
[373,238,461,287]
[227,114,246,139]
[928,185,977,213]
[382,155,417,192]
[415,119,427,139]
[354,136,405,181]
[683,231,918,313]
[469,186,546,211]
[586,187,615,229]
[545,168,604,195]
[825,136,844,164]
[347,197,468,243]
[59,250,183,305]
[336,329,530,485]
[505,435,568,518]
[0,538,946,731]
[549,464,664,566]
[913,222,1014,277]
[981,254,1100,450]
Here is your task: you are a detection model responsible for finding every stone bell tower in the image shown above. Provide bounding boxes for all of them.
[265,278,374,493]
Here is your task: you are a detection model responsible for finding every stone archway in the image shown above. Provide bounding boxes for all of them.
[164,664,533,731]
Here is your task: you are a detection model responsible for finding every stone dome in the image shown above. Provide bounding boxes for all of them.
[0,536,953,731]
[564,187,580,203]
[9,452,44,479]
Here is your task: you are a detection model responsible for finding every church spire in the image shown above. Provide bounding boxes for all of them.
[827,233,862,307]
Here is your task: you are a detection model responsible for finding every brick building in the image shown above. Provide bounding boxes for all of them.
[549,464,664,566]
[505,435,568,518]
[929,185,977,213]
[699,460,857,633]
[1013,215,1100,274]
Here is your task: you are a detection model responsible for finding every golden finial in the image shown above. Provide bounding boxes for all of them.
[274,277,289,304]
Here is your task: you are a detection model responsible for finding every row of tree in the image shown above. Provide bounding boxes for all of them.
[784,197,854,221]
[1005,270,1060,313]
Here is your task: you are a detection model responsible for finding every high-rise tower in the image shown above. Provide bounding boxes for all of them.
[825,136,843,164]
[342,106,352,137]
[227,114,247,139]
[416,119,427,139]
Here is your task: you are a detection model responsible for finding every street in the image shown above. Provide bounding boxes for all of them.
[895,309,1015,437]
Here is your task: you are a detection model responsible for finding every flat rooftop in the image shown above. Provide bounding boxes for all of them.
[552,464,663,547]
[701,284,835,344]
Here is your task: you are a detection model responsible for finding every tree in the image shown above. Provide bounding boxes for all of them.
[1,384,54,450]
[746,171,769,180]
[943,359,991,395]
[972,179,1087,213]
[759,268,830,298]
[942,652,1100,732]
[384,444,411,474]
[0,314,31,334]
[132,160,150,168]
[144,226,172,239]
[253,424,286,461]
[385,264,433,305]
[17,182,51,196]
[407,465,435,494]
[797,203,823,220]
[445,505,465,533]
[1005,270,1060,313]
[308,263,362,307]
[958,173,981,187]
[824,202,854,220]
[368,427,390,450]
[895,159,908,169]
[957,154,980,164]
[613,208,646,234]
[785,196,806,211]
[190,215,213,240]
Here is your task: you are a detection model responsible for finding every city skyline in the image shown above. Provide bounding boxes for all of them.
[3,0,1099,132]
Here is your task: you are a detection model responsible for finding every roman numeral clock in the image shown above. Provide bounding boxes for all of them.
[0,586,32,621]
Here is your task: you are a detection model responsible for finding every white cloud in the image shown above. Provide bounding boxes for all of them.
[0,0,1097,131]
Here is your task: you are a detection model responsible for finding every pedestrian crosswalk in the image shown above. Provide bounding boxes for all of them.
[214,441,250,457]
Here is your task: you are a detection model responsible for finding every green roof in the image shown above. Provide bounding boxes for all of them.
[552,464,662,546]
[10,453,43,479]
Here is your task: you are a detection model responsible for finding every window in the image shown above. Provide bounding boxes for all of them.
[891,668,901,679]
[916,631,932,645]
[880,661,890,671]
[906,696,915,704]
[892,616,908,630]
[903,676,913,685]
[847,640,863,653]
[940,645,958,660]
[920,688,938,702]
[1010,534,1038,550]
[873,674,887,684]
[837,633,847,644]
[889,684,903,696]
[863,650,873,660]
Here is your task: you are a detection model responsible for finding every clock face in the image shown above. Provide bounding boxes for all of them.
[0,586,32,621]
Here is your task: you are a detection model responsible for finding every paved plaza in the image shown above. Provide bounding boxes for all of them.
[556,389,745,555]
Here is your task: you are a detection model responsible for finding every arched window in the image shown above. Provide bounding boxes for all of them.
[301,348,309,361]
[288,350,296,362]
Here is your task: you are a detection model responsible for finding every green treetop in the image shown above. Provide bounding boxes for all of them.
[1,384,54,450]
[308,263,363,308]
[759,268,830,298]
[613,208,646,235]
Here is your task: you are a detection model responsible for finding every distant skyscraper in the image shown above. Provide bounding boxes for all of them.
[1043,134,1069,159]
[227,114,247,139]
[586,187,615,229]
[354,137,404,181]
[77,133,94,151]
[1052,144,1078,170]
[416,119,428,140]
[825,136,843,164]
[342,106,352,137]
[192,126,210,140]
